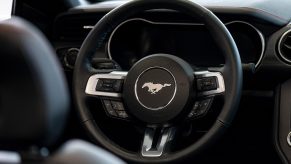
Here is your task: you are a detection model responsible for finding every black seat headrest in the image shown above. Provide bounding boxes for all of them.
[0,17,69,149]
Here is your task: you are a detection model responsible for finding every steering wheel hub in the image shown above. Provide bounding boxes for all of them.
[135,67,176,110]
[123,54,195,124]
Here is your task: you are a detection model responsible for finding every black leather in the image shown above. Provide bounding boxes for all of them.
[0,17,125,164]
[0,17,69,148]
[73,0,242,163]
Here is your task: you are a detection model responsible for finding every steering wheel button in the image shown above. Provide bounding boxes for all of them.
[188,98,213,118]
[113,80,123,92]
[102,100,117,116]
[197,77,218,91]
[102,79,116,84]
[103,83,113,88]
[111,101,125,111]
[95,79,104,91]
[116,110,128,118]
[188,110,195,118]
[199,99,212,113]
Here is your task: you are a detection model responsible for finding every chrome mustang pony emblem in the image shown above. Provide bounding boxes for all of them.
[142,82,171,94]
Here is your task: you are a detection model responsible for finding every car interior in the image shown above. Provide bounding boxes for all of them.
[1,0,291,163]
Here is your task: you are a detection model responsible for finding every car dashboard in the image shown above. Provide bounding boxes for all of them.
[51,0,291,89]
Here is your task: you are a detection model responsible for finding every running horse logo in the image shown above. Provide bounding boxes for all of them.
[142,82,172,94]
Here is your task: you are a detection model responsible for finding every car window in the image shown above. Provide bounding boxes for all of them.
[0,0,13,21]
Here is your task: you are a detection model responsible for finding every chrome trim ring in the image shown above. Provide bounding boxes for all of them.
[134,67,177,111]
[277,29,291,64]
[287,131,291,146]
[225,21,265,68]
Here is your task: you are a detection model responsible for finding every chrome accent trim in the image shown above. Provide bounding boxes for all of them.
[141,127,175,157]
[194,71,225,97]
[85,71,127,97]
[287,131,291,146]
[134,67,177,111]
[225,21,265,68]
[107,18,265,69]
[278,29,291,63]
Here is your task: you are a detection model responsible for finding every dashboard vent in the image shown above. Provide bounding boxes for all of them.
[54,13,104,41]
[278,30,291,63]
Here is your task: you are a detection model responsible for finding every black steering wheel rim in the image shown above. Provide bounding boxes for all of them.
[73,0,242,163]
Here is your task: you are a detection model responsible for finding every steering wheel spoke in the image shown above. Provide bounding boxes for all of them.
[85,71,127,98]
[141,126,176,157]
[85,71,130,120]
[194,70,225,97]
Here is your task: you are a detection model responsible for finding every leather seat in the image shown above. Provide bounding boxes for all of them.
[0,17,124,164]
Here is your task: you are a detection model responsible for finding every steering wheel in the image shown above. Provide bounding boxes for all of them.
[73,0,242,163]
